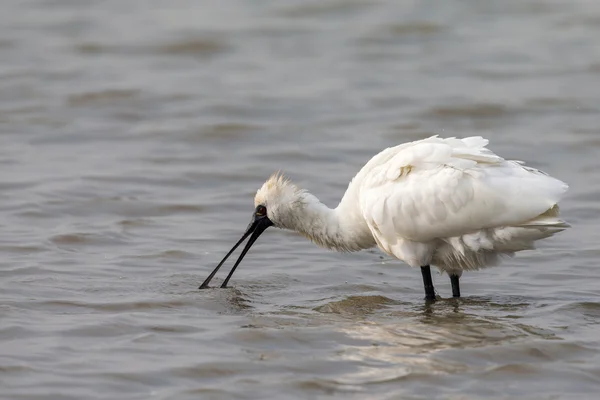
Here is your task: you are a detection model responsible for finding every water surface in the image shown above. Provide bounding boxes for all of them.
[1,0,600,399]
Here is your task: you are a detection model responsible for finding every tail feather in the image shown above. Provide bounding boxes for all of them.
[433,204,569,272]
[518,204,570,229]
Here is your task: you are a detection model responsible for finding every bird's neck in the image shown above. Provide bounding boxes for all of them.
[287,192,376,252]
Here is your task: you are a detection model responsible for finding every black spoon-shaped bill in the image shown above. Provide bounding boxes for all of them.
[199,207,272,289]
[219,218,271,288]
[198,228,251,289]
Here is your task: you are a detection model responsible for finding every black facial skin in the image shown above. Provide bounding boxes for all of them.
[199,205,273,289]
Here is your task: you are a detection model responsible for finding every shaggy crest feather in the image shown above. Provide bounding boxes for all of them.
[254,172,301,208]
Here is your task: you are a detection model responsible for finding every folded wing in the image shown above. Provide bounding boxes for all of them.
[358,136,568,243]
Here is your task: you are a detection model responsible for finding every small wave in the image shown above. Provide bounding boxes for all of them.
[315,295,401,315]
[422,103,511,119]
[38,299,193,312]
[384,21,445,36]
[193,123,262,141]
[156,38,228,56]
[0,244,46,254]
[67,89,140,106]
[49,233,126,247]
[129,250,196,260]
[74,37,228,58]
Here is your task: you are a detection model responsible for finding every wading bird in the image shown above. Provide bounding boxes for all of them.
[200,136,569,300]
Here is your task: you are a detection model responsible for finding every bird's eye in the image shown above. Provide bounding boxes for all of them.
[256,205,267,216]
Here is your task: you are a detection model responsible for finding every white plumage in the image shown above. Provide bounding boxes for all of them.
[210,135,569,298]
[350,136,568,275]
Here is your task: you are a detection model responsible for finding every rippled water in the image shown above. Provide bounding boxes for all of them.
[2,0,600,399]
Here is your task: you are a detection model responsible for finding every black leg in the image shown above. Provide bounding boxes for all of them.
[420,266,436,300]
[450,274,460,298]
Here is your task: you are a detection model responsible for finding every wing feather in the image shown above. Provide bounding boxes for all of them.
[358,137,568,243]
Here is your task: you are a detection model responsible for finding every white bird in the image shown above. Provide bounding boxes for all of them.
[200,136,569,300]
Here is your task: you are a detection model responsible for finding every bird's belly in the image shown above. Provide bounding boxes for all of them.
[375,237,437,268]
[373,220,564,272]
[376,234,499,272]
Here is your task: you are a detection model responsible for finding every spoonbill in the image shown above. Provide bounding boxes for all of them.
[200,136,569,300]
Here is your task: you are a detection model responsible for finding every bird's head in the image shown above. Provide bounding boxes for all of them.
[199,173,305,289]
[253,172,306,230]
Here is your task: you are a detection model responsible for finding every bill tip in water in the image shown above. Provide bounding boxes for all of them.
[200,206,273,290]
[198,283,229,290]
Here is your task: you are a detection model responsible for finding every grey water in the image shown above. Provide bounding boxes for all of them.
[1,0,600,399]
